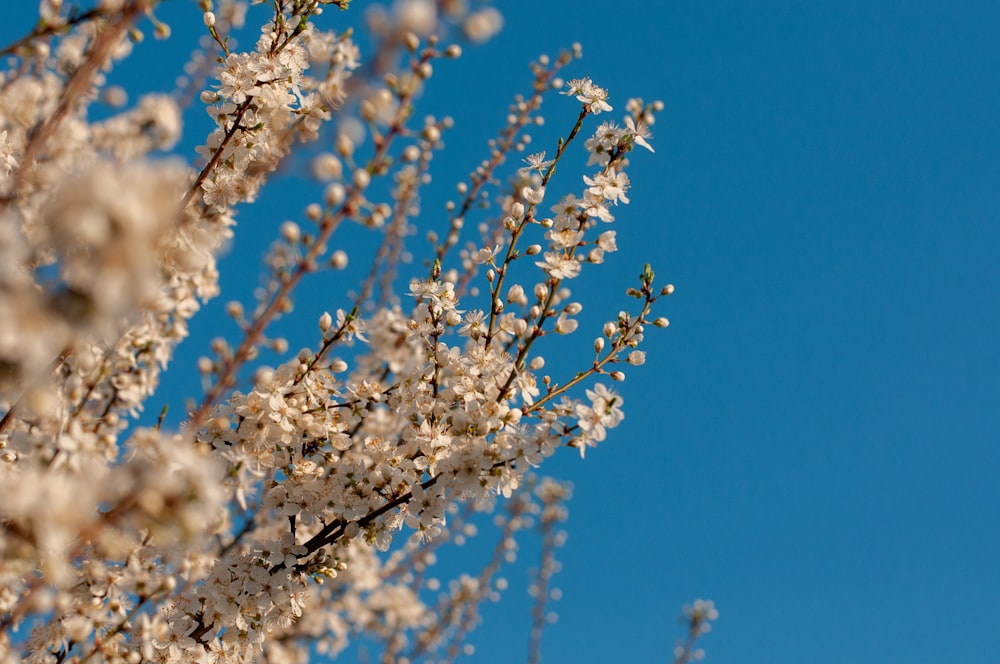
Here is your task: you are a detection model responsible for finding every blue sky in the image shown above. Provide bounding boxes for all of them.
[5,1,1000,662]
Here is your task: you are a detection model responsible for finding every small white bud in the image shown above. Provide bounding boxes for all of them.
[423,124,441,142]
[403,145,421,162]
[330,250,348,269]
[319,311,333,332]
[507,284,525,304]
[312,153,343,181]
[353,169,371,189]
[103,86,127,107]
[280,221,300,243]
[336,133,354,157]
[324,183,346,206]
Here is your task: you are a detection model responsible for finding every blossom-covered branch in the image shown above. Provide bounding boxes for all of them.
[0,1,709,662]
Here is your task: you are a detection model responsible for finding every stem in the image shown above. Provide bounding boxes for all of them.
[483,108,590,348]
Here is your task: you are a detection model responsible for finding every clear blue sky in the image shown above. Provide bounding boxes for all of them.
[5,2,999,662]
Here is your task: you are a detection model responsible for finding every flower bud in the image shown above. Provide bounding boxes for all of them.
[336,133,354,157]
[403,145,421,162]
[330,250,348,269]
[423,124,441,142]
[353,169,371,189]
[312,153,343,181]
[507,284,525,304]
[324,183,346,206]
[280,221,300,243]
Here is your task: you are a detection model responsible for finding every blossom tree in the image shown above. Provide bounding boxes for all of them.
[0,1,715,661]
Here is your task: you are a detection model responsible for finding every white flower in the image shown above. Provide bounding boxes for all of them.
[625,116,655,152]
[546,226,584,250]
[0,130,20,178]
[586,383,624,428]
[564,77,613,114]
[217,53,262,103]
[579,191,616,222]
[597,230,618,252]
[584,168,631,205]
[536,252,581,280]
[520,151,554,175]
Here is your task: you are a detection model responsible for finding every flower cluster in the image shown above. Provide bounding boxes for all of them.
[0,1,695,662]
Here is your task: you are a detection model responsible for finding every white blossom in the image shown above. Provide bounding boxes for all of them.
[0,3,675,662]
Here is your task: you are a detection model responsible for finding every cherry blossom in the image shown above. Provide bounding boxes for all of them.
[0,1,698,662]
